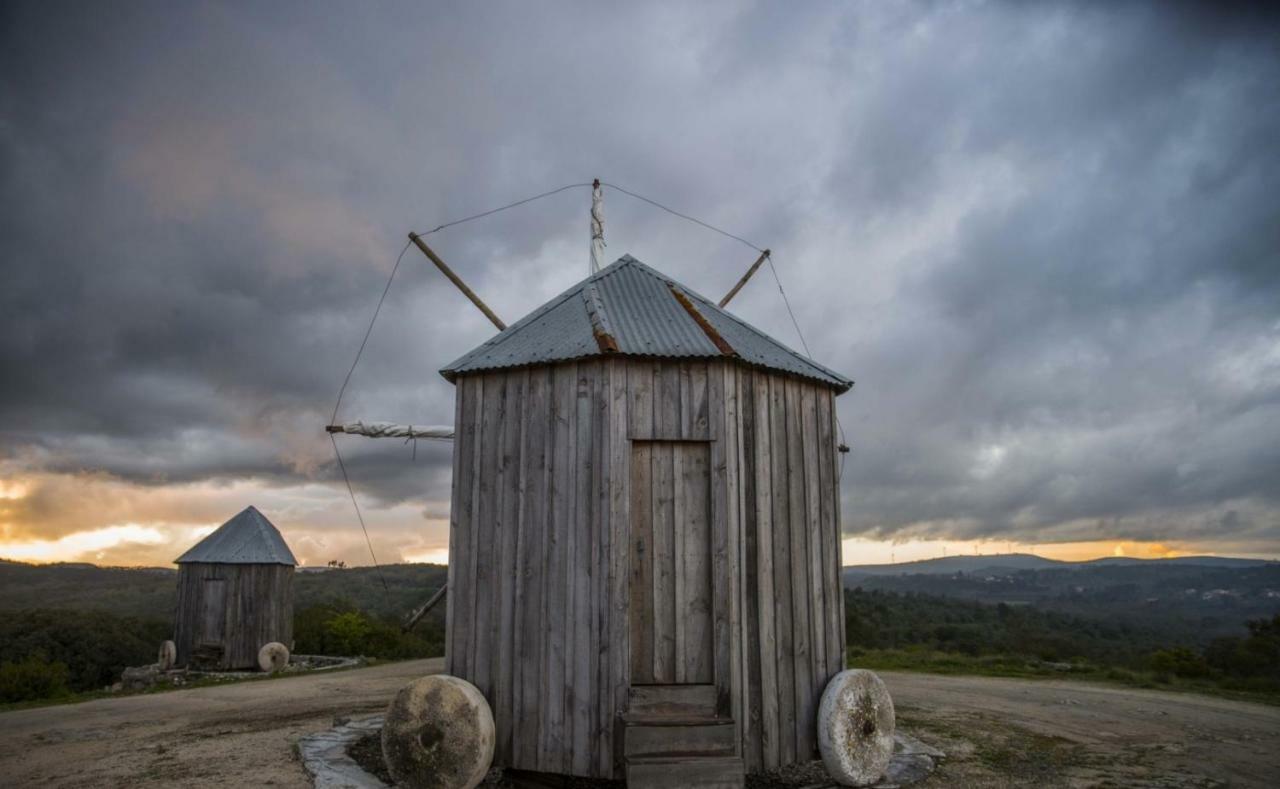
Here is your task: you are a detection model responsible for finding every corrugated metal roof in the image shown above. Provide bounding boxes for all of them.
[175,506,298,566]
[441,255,852,392]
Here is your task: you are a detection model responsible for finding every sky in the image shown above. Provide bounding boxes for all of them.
[2,1,1278,568]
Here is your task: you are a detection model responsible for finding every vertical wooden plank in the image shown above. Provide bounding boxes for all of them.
[541,363,574,771]
[679,442,713,684]
[465,376,487,683]
[569,363,594,774]
[629,441,654,684]
[444,378,463,675]
[508,371,531,766]
[786,378,815,760]
[594,362,613,776]
[816,387,843,679]
[711,363,732,717]
[691,362,710,439]
[629,360,654,438]
[754,372,780,769]
[720,363,743,751]
[801,384,826,694]
[652,441,676,683]
[449,376,482,679]
[494,371,524,764]
[769,375,797,766]
[830,393,847,670]
[608,360,630,777]
[679,363,693,438]
[657,361,681,438]
[739,370,763,771]
[471,373,502,697]
[516,368,549,769]
[672,442,687,683]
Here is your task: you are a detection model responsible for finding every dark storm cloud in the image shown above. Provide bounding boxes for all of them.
[2,1,1278,552]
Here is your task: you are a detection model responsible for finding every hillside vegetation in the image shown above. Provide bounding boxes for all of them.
[0,561,448,704]
[0,560,447,620]
[2,558,1276,706]
[844,559,1280,645]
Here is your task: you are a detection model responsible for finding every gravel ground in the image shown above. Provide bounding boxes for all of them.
[2,660,1277,788]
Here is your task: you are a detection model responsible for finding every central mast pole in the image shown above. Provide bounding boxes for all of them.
[590,178,604,275]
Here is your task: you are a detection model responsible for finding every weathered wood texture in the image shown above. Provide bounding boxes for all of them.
[730,367,844,772]
[629,440,712,684]
[446,358,843,778]
[173,562,294,670]
[448,362,613,777]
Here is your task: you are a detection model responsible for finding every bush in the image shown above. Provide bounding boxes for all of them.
[324,612,373,656]
[1205,615,1280,679]
[294,601,444,660]
[0,655,71,703]
[1149,647,1211,679]
[0,610,168,694]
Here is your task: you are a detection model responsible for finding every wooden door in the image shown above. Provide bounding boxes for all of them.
[630,441,713,684]
[199,578,226,645]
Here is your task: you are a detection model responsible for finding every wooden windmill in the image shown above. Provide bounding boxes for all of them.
[330,184,852,786]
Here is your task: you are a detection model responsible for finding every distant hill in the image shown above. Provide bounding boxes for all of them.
[843,553,1060,577]
[841,553,1280,644]
[842,553,1271,578]
[1076,556,1270,569]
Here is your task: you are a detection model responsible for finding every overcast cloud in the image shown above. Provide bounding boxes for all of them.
[2,1,1278,564]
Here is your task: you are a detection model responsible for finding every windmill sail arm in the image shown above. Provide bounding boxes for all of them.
[325,421,454,440]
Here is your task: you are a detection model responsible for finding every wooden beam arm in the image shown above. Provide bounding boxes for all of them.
[402,584,448,632]
[718,249,771,309]
[408,232,506,331]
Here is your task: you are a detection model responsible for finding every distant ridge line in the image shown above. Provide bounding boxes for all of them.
[842,553,1274,577]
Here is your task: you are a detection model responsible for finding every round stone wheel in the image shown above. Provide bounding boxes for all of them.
[382,675,495,789]
[157,640,176,671]
[257,642,290,673]
[818,668,896,786]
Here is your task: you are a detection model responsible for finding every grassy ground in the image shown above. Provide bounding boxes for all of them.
[849,647,1280,706]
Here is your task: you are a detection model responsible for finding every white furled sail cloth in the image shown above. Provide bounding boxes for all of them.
[327,421,454,440]
[590,179,605,274]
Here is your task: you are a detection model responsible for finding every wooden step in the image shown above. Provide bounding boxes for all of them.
[626,756,744,789]
[624,720,736,758]
[628,684,717,717]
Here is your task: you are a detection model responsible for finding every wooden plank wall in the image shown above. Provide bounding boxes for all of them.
[728,366,844,772]
[446,357,842,777]
[173,562,294,669]
[448,361,617,777]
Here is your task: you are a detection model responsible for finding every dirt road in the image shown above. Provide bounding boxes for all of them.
[886,672,1280,788]
[0,659,444,788]
[1,662,1276,788]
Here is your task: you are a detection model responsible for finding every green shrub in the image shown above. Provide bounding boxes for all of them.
[294,601,443,660]
[0,610,167,693]
[0,655,71,703]
[1205,615,1280,679]
[1149,647,1211,678]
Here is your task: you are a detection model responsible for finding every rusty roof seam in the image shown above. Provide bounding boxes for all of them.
[667,283,736,357]
[583,282,619,353]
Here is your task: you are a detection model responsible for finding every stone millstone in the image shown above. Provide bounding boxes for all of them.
[157,640,176,671]
[818,669,896,786]
[257,642,290,673]
[382,674,495,789]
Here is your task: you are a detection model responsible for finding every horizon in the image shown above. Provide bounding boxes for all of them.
[2,4,1278,568]
[5,544,1275,571]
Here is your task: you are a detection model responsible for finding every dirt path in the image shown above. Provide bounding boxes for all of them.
[0,658,444,788]
[1,663,1276,788]
[880,671,1280,788]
